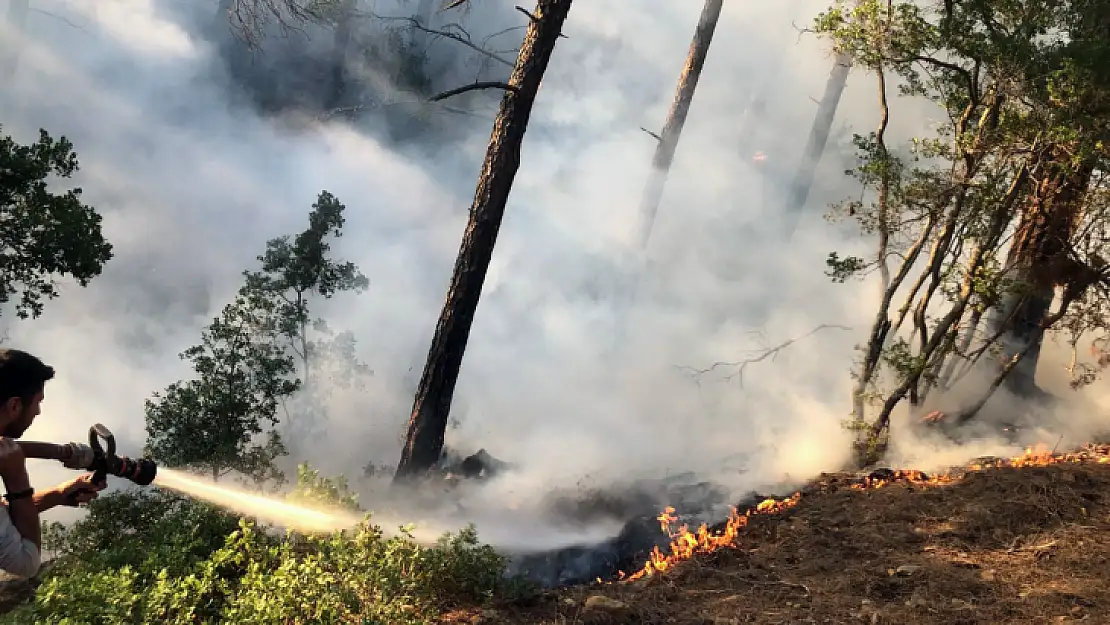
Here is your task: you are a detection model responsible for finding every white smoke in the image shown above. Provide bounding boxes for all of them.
[4,0,1096,546]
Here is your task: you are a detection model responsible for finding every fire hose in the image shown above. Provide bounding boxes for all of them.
[17,423,158,503]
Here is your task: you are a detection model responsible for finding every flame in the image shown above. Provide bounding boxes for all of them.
[625,493,802,581]
[622,443,1109,582]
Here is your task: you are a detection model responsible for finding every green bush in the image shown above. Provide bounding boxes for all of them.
[2,466,522,624]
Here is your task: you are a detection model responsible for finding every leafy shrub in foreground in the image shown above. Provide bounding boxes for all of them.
[9,519,511,625]
[3,466,520,624]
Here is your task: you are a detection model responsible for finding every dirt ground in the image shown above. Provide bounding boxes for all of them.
[448,446,1110,624]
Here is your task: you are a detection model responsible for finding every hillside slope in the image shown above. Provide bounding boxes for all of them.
[453,445,1110,624]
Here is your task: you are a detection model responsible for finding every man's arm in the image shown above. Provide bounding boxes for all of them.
[32,474,104,513]
[1,463,40,552]
[32,488,65,514]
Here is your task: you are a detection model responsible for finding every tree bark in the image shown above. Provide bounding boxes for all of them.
[633,0,724,250]
[1,0,30,83]
[781,52,853,238]
[394,0,572,482]
[986,145,1093,397]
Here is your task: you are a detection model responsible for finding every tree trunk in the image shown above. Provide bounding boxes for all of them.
[781,52,852,238]
[633,0,724,250]
[735,0,807,160]
[393,0,572,482]
[610,0,722,352]
[1,0,30,83]
[416,0,435,33]
[326,0,356,110]
[987,145,1093,397]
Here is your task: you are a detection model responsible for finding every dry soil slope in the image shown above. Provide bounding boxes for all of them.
[452,445,1110,625]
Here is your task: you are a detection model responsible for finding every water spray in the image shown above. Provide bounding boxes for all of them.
[18,423,364,532]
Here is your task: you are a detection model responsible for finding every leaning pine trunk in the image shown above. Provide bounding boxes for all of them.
[781,51,852,238]
[612,0,723,351]
[394,0,573,481]
[633,0,724,250]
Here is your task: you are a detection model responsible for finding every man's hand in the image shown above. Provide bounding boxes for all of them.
[53,474,106,508]
[0,438,28,488]
[62,443,94,470]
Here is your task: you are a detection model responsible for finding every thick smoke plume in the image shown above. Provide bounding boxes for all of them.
[1,0,1101,559]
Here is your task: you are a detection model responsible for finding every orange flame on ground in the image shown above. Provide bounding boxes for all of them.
[621,443,1108,582]
[625,493,802,581]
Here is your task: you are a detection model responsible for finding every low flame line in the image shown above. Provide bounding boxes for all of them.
[616,444,1104,582]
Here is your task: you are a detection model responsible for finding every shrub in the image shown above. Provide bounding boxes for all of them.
[2,467,520,624]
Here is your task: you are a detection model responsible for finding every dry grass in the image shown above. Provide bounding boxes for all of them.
[448,449,1110,624]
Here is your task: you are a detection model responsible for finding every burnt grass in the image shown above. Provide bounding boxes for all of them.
[447,446,1110,624]
[506,477,754,587]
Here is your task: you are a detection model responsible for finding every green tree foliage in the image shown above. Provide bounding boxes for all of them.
[143,287,299,484]
[243,190,369,383]
[0,126,113,319]
[143,190,368,484]
[243,190,370,443]
[814,0,1110,461]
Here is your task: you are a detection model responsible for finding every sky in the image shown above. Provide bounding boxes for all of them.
[1,0,1101,543]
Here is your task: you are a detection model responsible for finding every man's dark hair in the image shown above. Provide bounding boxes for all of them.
[0,349,55,405]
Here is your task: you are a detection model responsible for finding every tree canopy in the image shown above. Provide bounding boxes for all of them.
[143,190,368,484]
[0,126,113,319]
[814,0,1110,460]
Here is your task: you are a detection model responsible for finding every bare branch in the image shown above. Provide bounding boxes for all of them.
[29,8,92,34]
[516,6,567,37]
[678,324,852,386]
[515,6,538,21]
[639,127,662,141]
[428,81,518,102]
[361,12,515,67]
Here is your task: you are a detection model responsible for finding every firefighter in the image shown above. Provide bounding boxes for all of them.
[0,349,105,578]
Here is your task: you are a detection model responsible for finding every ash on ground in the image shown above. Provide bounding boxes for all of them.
[505,476,786,587]
[436,451,729,586]
[424,448,770,587]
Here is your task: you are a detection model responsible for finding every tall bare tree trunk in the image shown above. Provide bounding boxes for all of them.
[394,0,573,482]
[633,0,724,250]
[781,52,852,238]
[1,0,30,82]
[326,0,356,110]
[416,0,435,30]
[735,0,807,160]
[410,0,437,58]
[987,145,1093,398]
[610,0,722,351]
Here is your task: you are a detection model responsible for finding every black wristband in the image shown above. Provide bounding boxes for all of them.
[4,488,34,502]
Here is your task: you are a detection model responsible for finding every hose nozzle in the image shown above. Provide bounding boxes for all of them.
[87,423,158,486]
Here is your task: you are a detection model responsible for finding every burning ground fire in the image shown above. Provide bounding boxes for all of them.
[617,443,1110,583]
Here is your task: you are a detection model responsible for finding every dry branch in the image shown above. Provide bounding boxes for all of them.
[680,324,852,386]
[361,12,516,67]
[429,81,518,102]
